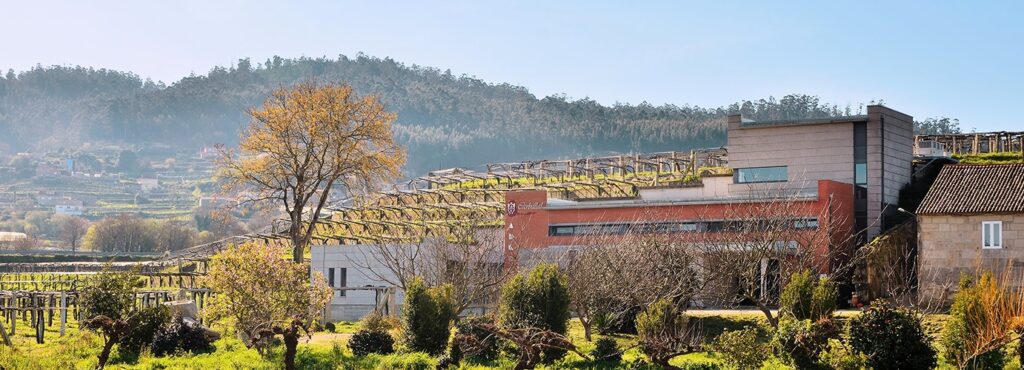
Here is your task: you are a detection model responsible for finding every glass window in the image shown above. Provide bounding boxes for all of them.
[735,166,788,183]
[339,268,348,297]
[549,226,576,236]
[794,219,819,230]
[982,221,1002,249]
[855,163,867,185]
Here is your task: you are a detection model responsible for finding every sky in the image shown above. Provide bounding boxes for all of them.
[2,0,1022,132]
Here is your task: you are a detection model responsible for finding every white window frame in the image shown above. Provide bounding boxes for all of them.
[982,221,1003,249]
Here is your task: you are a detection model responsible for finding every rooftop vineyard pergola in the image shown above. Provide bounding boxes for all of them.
[267,149,729,246]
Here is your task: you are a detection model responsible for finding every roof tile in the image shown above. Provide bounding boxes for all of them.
[917,163,1024,215]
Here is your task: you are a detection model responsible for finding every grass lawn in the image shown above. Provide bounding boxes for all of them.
[0,312,1020,369]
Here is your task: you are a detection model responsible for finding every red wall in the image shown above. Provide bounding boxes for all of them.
[504,180,855,274]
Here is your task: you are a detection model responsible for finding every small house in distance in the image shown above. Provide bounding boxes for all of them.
[917,163,1024,300]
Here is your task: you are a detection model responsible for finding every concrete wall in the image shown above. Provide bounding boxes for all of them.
[867,105,914,237]
[919,213,1024,301]
[727,106,914,238]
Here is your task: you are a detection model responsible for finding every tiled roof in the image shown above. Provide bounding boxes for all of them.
[917,163,1024,215]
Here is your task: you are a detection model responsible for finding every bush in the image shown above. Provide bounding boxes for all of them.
[637,298,697,368]
[771,317,839,370]
[779,270,836,321]
[591,337,621,363]
[401,277,457,355]
[848,301,935,370]
[324,322,336,333]
[373,352,434,370]
[707,327,768,369]
[78,267,141,322]
[676,361,722,370]
[362,312,398,332]
[499,263,571,363]
[451,315,499,361]
[818,339,868,370]
[594,303,640,335]
[941,274,1007,370]
[119,305,171,356]
[349,329,395,357]
[150,316,216,356]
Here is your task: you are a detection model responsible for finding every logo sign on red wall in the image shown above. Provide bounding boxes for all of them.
[506,201,517,216]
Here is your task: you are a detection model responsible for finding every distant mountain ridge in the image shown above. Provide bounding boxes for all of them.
[0,55,888,175]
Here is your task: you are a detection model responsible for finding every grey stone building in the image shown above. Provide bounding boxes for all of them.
[917,163,1024,300]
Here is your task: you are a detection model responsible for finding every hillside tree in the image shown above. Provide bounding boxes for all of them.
[218,81,405,261]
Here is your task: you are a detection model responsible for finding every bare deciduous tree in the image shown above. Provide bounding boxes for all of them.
[690,185,852,328]
[562,230,706,339]
[355,222,513,314]
[56,215,88,252]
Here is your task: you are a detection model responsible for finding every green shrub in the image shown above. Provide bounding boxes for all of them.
[119,305,172,356]
[771,317,839,370]
[324,322,336,333]
[451,315,499,361]
[595,303,640,334]
[349,330,395,357]
[1018,336,1024,370]
[677,361,722,370]
[818,339,868,370]
[941,274,1006,370]
[362,312,398,332]
[779,270,836,321]
[78,267,142,322]
[848,301,935,370]
[373,352,434,370]
[637,298,697,368]
[499,263,571,363]
[150,316,216,356]
[402,277,457,355]
[590,337,621,363]
[708,327,768,369]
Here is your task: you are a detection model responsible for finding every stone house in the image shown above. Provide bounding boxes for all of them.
[917,163,1024,301]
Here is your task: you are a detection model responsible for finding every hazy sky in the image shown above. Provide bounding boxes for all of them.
[2,1,1022,131]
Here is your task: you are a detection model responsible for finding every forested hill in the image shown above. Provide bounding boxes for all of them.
[0,55,955,175]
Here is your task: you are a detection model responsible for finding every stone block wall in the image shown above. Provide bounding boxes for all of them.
[918,213,1024,302]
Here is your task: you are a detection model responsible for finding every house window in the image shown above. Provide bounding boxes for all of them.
[735,166,788,183]
[328,268,335,287]
[982,221,1003,249]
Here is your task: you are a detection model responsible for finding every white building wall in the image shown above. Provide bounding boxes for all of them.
[310,244,407,322]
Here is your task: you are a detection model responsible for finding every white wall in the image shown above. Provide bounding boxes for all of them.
[310,244,407,322]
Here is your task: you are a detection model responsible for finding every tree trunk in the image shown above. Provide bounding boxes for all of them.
[96,337,116,369]
[653,356,682,370]
[290,210,305,262]
[757,304,778,328]
[291,244,303,263]
[582,320,592,342]
[282,328,299,370]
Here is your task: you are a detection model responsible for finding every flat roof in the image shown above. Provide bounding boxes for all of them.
[739,115,869,129]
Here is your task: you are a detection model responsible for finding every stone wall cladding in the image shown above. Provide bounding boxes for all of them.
[919,213,1024,302]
